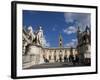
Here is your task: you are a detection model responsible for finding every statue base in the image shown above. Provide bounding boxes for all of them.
[22,44,44,69]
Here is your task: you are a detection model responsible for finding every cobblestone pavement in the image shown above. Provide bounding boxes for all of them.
[24,62,90,69]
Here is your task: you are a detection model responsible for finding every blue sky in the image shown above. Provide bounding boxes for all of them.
[23,10,90,48]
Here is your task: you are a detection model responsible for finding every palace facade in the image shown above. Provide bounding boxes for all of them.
[22,26,91,69]
[77,26,91,64]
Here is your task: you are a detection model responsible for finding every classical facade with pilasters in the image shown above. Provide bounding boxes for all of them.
[42,48,77,63]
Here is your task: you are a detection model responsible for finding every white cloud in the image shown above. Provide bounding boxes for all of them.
[42,36,50,47]
[52,27,56,31]
[63,26,77,34]
[65,42,74,47]
[52,24,58,31]
[64,13,74,23]
[72,38,77,42]
[64,13,91,31]
[65,38,77,48]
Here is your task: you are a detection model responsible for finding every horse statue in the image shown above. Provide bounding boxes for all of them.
[24,26,44,55]
[23,26,44,65]
[27,26,36,44]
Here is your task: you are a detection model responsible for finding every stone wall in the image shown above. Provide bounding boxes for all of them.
[22,46,78,69]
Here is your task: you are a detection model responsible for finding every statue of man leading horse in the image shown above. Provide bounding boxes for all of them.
[27,26,44,46]
[24,26,44,55]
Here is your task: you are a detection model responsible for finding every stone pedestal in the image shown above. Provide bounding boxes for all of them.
[23,45,44,69]
[28,45,44,64]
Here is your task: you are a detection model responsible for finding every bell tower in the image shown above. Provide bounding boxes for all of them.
[77,26,80,44]
[59,33,63,48]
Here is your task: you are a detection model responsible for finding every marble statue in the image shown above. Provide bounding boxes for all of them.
[27,26,36,43]
[36,26,43,46]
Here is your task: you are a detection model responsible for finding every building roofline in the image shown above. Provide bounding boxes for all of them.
[43,47,76,50]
